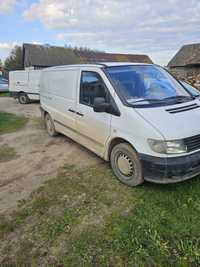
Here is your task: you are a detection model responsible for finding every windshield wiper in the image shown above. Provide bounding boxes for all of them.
[131,95,195,105]
[163,95,195,102]
[132,98,166,104]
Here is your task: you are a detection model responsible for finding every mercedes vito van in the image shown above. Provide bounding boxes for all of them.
[40,63,200,186]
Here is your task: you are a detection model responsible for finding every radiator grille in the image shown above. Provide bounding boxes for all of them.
[184,134,200,152]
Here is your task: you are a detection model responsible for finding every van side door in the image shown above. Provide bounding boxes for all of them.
[75,70,113,157]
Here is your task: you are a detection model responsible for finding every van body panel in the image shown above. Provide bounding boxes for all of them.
[136,99,200,140]
[40,69,79,135]
[9,71,28,92]
[27,70,41,95]
[9,69,41,100]
[103,105,165,160]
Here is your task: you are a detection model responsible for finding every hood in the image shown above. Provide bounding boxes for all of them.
[136,100,200,140]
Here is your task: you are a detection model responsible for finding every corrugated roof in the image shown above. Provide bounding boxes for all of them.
[74,50,153,64]
[23,43,80,67]
[168,43,200,67]
[23,43,153,68]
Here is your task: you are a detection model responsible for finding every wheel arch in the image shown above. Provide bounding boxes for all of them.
[40,106,47,119]
[106,137,138,161]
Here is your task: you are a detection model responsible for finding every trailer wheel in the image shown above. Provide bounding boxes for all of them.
[18,93,30,104]
[110,143,144,187]
[45,113,58,137]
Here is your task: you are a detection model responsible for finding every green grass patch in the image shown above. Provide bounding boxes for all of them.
[0,112,28,134]
[0,92,10,97]
[0,145,18,162]
[0,164,200,266]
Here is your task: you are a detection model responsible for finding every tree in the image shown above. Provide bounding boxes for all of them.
[4,46,23,71]
[64,44,104,53]
[0,59,2,68]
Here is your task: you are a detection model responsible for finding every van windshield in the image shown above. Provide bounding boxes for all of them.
[105,65,193,107]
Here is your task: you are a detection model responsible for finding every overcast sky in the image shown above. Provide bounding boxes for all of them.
[0,0,200,65]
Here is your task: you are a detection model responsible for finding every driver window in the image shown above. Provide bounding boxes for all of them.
[80,71,109,107]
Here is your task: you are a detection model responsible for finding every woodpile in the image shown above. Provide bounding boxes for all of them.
[182,74,200,90]
[169,70,200,90]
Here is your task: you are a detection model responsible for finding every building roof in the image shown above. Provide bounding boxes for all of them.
[23,43,80,67]
[168,43,200,67]
[23,43,153,68]
[74,50,153,64]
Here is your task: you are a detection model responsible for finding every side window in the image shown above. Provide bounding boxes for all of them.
[80,71,109,106]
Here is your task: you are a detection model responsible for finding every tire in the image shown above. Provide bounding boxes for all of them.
[45,113,58,137]
[18,93,30,104]
[110,143,144,187]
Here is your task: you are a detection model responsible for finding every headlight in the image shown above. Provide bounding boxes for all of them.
[148,139,187,154]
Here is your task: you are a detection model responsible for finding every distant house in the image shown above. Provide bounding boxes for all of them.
[22,43,153,69]
[168,43,200,80]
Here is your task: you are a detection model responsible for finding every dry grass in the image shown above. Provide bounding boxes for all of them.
[0,145,18,163]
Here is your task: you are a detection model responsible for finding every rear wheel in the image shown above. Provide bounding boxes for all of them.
[110,143,144,187]
[45,113,58,137]
[18,92,29,104]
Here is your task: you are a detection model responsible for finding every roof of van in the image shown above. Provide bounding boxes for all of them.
[42,62,153,71]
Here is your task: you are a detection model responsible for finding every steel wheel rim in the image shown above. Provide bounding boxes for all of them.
[117,153,134,178]
[46,117,53,135]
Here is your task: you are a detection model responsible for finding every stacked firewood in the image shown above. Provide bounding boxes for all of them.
[169,70,200,90]
[184,74,200,90]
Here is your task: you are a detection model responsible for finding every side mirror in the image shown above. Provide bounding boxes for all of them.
[93,97,110,113]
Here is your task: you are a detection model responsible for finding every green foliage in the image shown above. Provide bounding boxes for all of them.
[0,92,9,97]
[0,112,28,134]
[4,45,23,71]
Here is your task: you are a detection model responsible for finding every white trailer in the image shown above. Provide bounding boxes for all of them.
[9,69,41,104]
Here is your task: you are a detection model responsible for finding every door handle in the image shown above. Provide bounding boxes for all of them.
[76,112,84,117]
[68,108,76,113]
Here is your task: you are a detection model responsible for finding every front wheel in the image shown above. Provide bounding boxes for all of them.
[45,113,58,137]
[18,92,30,104]
[110,143,144,187]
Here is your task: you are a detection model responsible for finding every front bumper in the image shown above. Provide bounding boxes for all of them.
[140,151,200,184]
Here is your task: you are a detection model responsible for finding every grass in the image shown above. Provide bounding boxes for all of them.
[0,164,200,266]
[0,144,18,162]
[0,92,10,97]
[31,117,45,130]
[0,112,28,135]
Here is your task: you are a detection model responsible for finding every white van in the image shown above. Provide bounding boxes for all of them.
[9,69,41,104]
[40,63,200,186]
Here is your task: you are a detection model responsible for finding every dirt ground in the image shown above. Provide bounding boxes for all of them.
[0,97,101,214]
[0,97,41,117]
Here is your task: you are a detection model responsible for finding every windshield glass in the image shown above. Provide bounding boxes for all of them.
[105,65,192,106]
